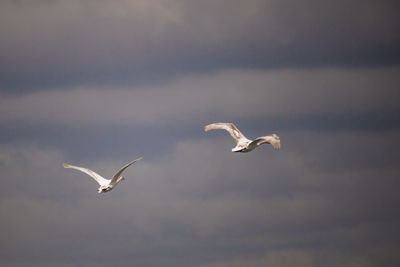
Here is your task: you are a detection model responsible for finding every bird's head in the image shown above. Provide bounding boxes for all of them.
[98,185,111,193]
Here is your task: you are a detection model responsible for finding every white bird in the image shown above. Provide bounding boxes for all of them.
[63,157,142,193]
[205,122,281,153]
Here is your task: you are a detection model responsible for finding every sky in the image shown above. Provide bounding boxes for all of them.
[1,0,400,266]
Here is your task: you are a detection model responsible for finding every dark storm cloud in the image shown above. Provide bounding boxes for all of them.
[0,0,399,91]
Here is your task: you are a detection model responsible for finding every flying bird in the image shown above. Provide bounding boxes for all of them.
[63,157,142,193]
[204,122,281,153]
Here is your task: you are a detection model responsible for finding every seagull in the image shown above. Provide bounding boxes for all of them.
[63,157,142,193]
[204,122,281,153]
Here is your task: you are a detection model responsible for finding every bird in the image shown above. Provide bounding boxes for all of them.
[204,122,281,153]
[63,157,142,193]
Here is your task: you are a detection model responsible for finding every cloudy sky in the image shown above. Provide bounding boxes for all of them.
[1,0,400,266]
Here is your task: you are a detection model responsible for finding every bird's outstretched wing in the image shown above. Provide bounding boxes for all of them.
[204,123,247,144]
[250,134,281,149]
[63,163,109,186]
[110,157,142,184]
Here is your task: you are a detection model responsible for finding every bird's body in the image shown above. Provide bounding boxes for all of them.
[204,123,281,152]
[63,157,142,193]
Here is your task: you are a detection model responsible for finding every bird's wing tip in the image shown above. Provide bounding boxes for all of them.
[62,163,70,168]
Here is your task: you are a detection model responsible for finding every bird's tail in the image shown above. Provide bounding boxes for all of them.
[271,141,281,149]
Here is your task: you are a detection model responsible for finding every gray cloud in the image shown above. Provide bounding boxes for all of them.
[1,67,399,128]
[1,1,399,266]
[0,0,399,90]
[1,128,399,266]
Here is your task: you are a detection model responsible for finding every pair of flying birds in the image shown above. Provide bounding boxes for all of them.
[63,122,281,193]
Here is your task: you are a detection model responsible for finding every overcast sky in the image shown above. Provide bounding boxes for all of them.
[1,1,400,266]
